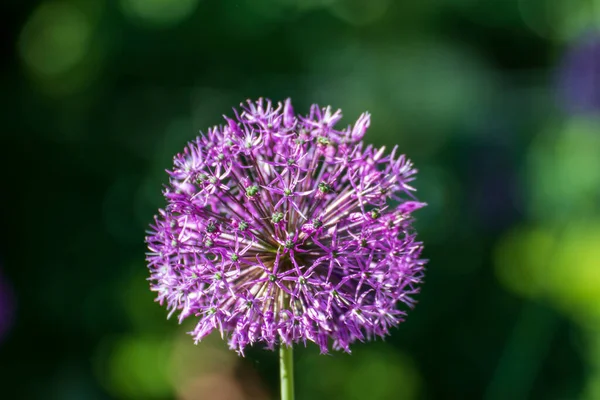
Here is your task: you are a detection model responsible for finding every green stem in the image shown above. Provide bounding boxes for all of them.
[279,345,295,400]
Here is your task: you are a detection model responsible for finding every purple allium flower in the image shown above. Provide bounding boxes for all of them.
[146,98,427,354]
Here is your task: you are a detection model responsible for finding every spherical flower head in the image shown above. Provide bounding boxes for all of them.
[146,98,427,354]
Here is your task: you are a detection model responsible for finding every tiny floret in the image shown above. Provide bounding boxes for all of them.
[272,212,284,223]
[146,98,427,354]
[245,185,259,197]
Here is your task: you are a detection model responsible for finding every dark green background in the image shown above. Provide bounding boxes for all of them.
[2,0,600,399]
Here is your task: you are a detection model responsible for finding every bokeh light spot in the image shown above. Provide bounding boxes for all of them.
[557,32,600,115]
[120,0,200,28]
[494,225,556,299]
[298,345,421,400]
[548,222,600,323]
[168,331,241,399]
[496,221,600,326]
[329,0,391,26]
[19,1,93,77]
[526,118,600,222]
[275,0,334,9]
[105,335,173,399]
[519,0,600,41]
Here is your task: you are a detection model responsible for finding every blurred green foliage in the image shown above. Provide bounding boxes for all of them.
[1,0,600,399]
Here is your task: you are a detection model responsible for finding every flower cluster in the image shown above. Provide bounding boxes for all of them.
[146,98,427,354]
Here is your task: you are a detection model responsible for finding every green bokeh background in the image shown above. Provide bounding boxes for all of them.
[2,0,600,399]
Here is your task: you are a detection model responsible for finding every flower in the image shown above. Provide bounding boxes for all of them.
[145,98,427,354]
